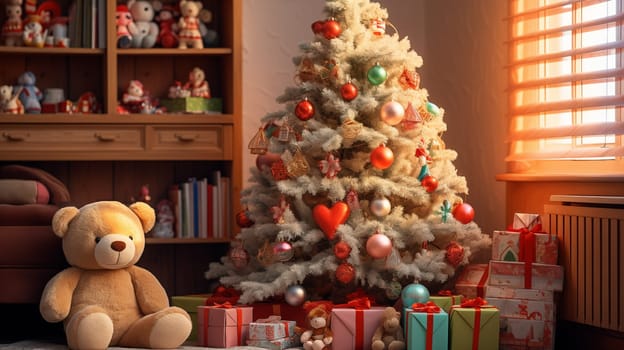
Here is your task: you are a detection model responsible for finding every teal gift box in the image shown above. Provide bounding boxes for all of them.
[449,300,499,350]
[405,303,449,350]
[160,97,222,114]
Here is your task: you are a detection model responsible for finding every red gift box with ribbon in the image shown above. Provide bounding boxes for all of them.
[489,260,563,291]
[405,301,449,350]
[249,315,297,340]
[455,264,489,299]
[331,305,387,350]
[492,229,558,265]
[197,303,252,348]
[450,297,500,350]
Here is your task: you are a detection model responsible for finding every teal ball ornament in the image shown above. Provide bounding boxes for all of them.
[367,63,387,85]
[401,283,430,307]
[426,101,441,117]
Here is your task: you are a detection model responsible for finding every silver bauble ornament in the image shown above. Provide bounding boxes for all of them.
[370,197,391,217]
[284,285,306,306]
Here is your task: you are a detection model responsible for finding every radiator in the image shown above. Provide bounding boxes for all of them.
[543,195,624,332]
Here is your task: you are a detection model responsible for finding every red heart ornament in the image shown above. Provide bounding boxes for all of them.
[313,202,350,240]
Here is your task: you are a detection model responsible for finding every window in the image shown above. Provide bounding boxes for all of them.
[508,0,624,175]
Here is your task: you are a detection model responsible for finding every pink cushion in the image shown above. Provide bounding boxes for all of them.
[0,179,50,204]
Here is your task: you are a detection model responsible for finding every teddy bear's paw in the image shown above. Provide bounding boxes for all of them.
[311,339,326,350]
[388,340,406,350]
[149,312,192,349]
[69,312,113,350]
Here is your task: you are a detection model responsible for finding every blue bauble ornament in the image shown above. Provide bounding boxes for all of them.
[401,283,430,307]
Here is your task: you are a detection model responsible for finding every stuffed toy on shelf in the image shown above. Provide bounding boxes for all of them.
[128,0,159,48]
[2,0,24,46]
[0,85,24,114]
[177,0,203,49]
[17,71,43,114]
[39,201,192,350]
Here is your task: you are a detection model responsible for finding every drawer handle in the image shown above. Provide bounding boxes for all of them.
[94,133,117,142]
[2,132,27,141]
[175,133,198,142]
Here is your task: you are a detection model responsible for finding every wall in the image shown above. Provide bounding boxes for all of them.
[242,0,506,235]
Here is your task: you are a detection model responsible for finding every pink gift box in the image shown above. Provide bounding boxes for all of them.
[197,305,252,348]
[331,307,387,350]
[489,261,564,291]
[500,318,555,350]
[249,316,296,340]
[487,297,555,322]
[454,264,489,299]
[492,230,558,265]
[485,286,553,302]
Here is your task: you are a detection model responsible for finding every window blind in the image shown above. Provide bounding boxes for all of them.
[507,0,623,165]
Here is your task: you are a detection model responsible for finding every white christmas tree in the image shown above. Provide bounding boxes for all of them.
[207,0,491,305]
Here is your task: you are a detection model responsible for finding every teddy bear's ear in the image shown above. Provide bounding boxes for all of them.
[129,202,156,233]
[52,206,80,238]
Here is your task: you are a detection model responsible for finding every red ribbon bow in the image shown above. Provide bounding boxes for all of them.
[411,301,441,313]
[335,297,372,310]
[460,297,488,308]
[210,301,233,308]
[438,290,453,296]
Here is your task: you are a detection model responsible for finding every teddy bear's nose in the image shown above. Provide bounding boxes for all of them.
[111,241,126,252]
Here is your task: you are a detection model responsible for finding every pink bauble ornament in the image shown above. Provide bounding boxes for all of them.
[380,101,405,126]
[256,152,282,170]
[366,233,393,259]
[452,202,475,224]
[272,241,294,262]
[445,241,465,267]
[336,262,355,284]
[370,197,391,217]
[421,175,438,193]
[370,144,394,169]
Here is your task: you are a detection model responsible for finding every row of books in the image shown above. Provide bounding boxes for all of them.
[67,0,105,48]
[169,173,231,239]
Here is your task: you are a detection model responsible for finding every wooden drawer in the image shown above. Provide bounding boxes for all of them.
[0,124,144,153]
[147,125,232,159]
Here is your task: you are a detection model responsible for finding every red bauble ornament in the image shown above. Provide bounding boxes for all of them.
[452,202,475,224]
[311,20,325,34]
[235,209,254,228]
[334,240,352,260]
[340,81,358,101]
[335,262,355,284]
[445,241,465,267]
[370,144,394,169]
[323,18,342,39]
[421,175,438,193]
[313,202,350,240]
[295,98,315,121]
[366,233,393,259]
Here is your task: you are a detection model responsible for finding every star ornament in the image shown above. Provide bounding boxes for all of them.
[319,153,342,178]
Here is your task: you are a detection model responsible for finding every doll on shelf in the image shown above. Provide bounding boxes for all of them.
[183,67,211,98]
[115,4,134,48]
[2,0,24,46]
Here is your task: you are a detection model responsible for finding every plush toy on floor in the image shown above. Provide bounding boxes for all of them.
[371,307,405,350]
[300,304,333,350]
[39,201,192,350]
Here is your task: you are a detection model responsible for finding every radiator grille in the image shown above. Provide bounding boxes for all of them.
[544,197,624,332]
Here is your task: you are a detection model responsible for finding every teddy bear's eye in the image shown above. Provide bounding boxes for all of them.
[129,236,134,240]
[95,237,101,243]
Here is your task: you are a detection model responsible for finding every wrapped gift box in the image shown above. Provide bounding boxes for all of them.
[197,305,252,348]
[331,306,387,350]
[500,318,554,350]
[160,97,223,114]
[511,213,542,231]
[487,297,555,322]
[405,305,448,350]
[249,316,297,340]
[429,293,463,313]
[492,230,558,265]
[251,302,307,328]
[454,264,489,298]
[485,286,553,302]
[170,293,212,342]
[247,335,300,350]
[450,303,500,350]
[489,261,564,291]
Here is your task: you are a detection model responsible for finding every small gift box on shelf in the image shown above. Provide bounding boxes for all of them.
[489,261,564,291]
[429,290,463,313]
[405,302,449,350]
[454,264,489,299]
[450,297,500,350]
[160,97,223,114]
[331,306,387,350]
[170,293,212,342]
[248,315,297,341]
[246,335,300,350]
[499,318,555,350]
[486,297,555,322]
[196,304,253,348]
[492,230,558,265]
[485,286,554,302]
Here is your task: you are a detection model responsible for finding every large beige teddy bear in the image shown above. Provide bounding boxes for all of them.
[40,201,192,350]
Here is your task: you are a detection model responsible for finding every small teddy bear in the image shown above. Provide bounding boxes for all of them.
[183,67,211,98]
[128,0,159,48]
[178,0,203,49]
[17,71,43,114]
[2,0,24,46]
[300,304,333,350]
[371,307,406,350]
[0,85,24,114]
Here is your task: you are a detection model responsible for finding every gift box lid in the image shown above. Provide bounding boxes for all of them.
[512,213,542,231]
[407,309,448,332]
[198,305,253,328]
[451,306,499,329]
